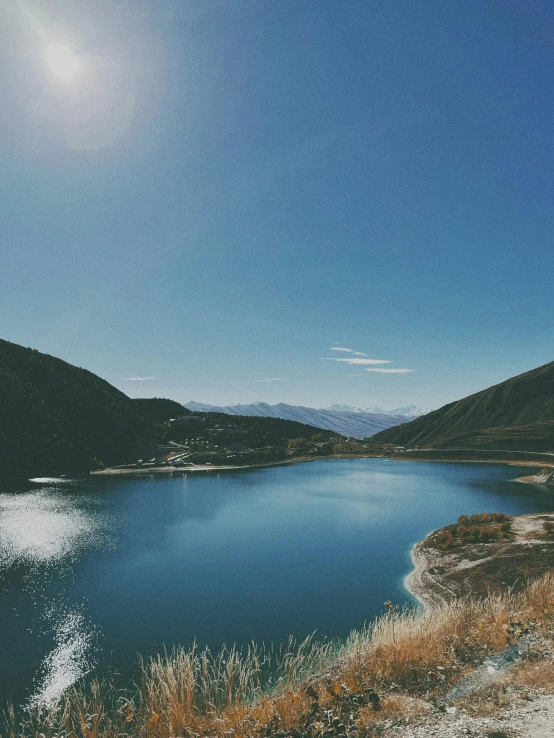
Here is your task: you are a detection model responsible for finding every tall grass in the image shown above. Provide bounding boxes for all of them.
[4,573,554,738]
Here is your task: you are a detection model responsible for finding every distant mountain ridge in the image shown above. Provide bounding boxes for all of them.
[325,404,430,418]
[372,360,554,452]
[184,401,413,439]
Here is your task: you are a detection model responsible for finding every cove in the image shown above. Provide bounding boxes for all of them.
[1,458,553,707]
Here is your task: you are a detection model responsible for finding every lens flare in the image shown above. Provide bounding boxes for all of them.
[46,42,81,80]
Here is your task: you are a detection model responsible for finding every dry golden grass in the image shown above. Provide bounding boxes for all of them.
[356,694,431,734]
[510,660,554,691]
[3,573,554,738]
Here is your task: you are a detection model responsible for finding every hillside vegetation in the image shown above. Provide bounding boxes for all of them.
[0,339,153,475]
[132,398,191,423]
[372,359,554,451]
[145,412,340,467]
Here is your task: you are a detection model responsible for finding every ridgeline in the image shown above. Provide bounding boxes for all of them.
[372,359,554,453]
[0,339,152,475]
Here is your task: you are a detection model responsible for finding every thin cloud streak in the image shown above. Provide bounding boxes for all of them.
[329,347,367,356]
[365,368,413,374]
[320,358,391,365]
[124,376,156,381]
[255,378,283,383]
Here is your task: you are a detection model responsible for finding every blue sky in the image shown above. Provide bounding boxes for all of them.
[2,0,554,409]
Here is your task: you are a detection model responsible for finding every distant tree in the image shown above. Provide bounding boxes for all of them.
[288,438,308,450]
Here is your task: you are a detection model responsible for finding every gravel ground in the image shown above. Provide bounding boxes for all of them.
[383,693,554,737]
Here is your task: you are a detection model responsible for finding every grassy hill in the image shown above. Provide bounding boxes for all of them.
[0,339,153,475]
[372,360,554,451]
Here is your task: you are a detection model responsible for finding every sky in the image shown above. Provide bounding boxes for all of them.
[2,0,554,410]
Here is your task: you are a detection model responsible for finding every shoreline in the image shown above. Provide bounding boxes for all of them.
[403,541,427,610]
[403,511,554,610]
[91,451,554,478]
[402,539,454,612]
[90,452,385,477]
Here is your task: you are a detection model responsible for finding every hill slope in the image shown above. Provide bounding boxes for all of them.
[184,401,409,439]
[0,339,153,475]
[132,398,191,423]
[372,360,554,451]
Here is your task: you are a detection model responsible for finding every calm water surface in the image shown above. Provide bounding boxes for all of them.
[1,458,553,706]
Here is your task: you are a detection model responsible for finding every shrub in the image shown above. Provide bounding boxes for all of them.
[434,531,455,549]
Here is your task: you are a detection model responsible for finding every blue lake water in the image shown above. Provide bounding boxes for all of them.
[1,458,553,707]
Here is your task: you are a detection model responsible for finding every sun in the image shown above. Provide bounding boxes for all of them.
[46,43,81,80]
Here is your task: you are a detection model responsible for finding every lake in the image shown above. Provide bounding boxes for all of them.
[1,458,553,707]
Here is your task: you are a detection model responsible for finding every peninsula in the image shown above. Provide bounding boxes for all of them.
[405,511,554,610]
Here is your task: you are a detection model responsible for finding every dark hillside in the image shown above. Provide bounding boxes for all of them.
[161,411,335,449]
[0,339,153,475]
[133,398,191,423]
[372,360,554,451]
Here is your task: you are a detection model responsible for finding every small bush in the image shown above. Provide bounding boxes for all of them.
[434,531,455,549]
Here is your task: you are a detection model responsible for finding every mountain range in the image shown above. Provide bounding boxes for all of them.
[372,360,554,452]
[325,404,430,418]
[184,401,417,439]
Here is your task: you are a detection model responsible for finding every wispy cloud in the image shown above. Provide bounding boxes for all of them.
[124,376,156,381]
[329,347,367,355]
[255,378,283,383]
[321,358,391,365]
[365,368,413,374]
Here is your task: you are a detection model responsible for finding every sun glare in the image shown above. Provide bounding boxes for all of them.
[46,42,81,80]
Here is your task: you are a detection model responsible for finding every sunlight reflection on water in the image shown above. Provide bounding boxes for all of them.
[30,606,101,708]
[0,484,113,705]
[0,487,108,570]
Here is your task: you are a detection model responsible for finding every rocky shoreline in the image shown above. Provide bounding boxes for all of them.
[404,511,554,609]
[404,540,451,611]
[516,466,554,485]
